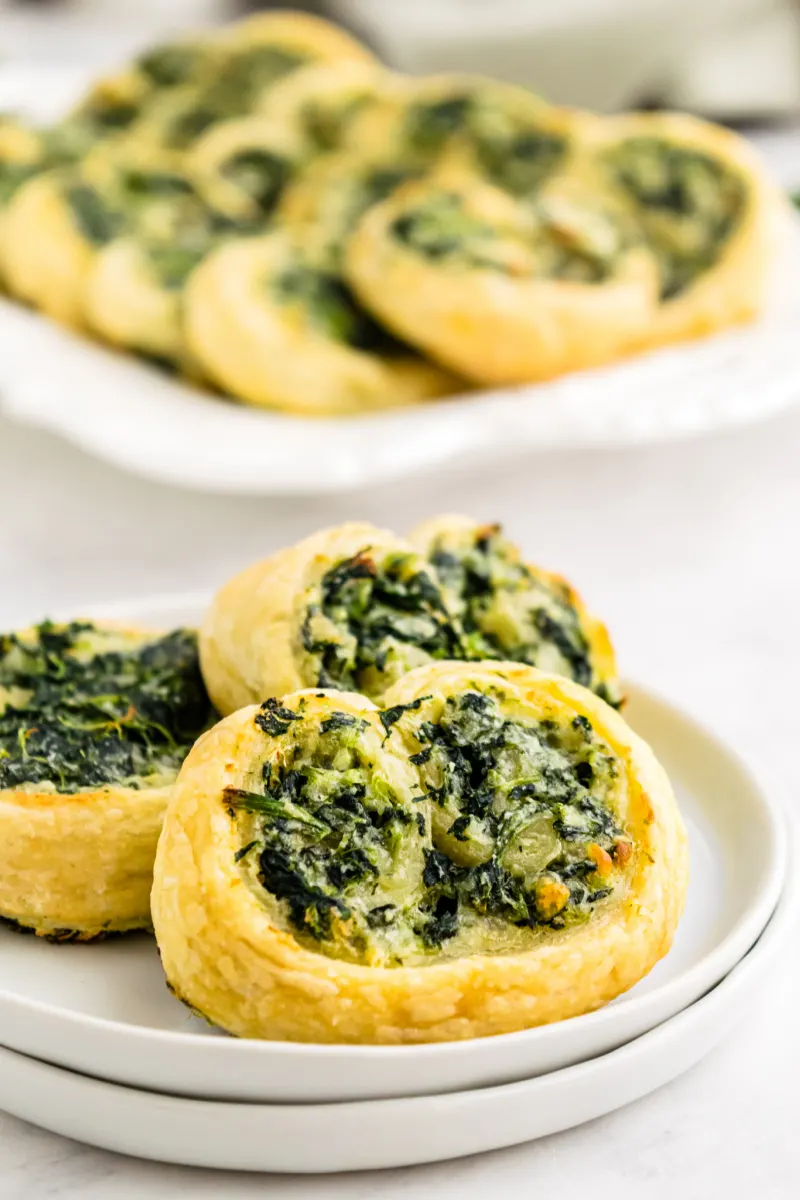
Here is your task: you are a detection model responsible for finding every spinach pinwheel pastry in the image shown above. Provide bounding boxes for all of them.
[0,621,212,940]
[585,111,781,347]
[343,74,581,200]
[152,661,687,1043]
[131,11,375,155]
[411,514,619,706]
[83,155,252,372]
[2,159,124,327]
[200,522,463,715]
[188,115,304,223]
[346,173,659,384]
[184,228,455,414]
[0,117,48,281]
[199,518,618,716]
[259,60,394,156]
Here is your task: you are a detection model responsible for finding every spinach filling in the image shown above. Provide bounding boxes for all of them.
[204,45,309,114]
[163,46,310,149]
[231,691,628,964]
[220,149,292,218]
[392,194,523,272]
[301,551,462,698]
[0,624,213,793]
[46,98,141,164]
[392,192,614,282]
[270,266,406,353]
[404,92,567,196]
[309,166,419,271]
[137,44,209,89]
[404,692,624,945]
[227,700,424,955]
[303,94,372,153]
[606,137,746,299]
[427,525,616,702]
[163,106,221,152]
[117,170,254,289]
[65,185,125,245]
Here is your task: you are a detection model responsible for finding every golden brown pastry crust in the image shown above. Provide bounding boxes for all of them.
[151,664,688,1043]
[2,169,97,328]
[220,10,377,65]
[199,522,432,714]
[580,110,785,349]
[84,237,191,367]
[184,230,456,414]
[345,172,659,385]
[0,624,173,939]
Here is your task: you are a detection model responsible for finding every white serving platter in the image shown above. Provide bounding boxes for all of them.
[1,65,799,496]
[0,877,792,1174]
[1,268,800,496]
[0,596,787,1104]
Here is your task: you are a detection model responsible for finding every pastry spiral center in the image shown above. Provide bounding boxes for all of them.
[301,551,461,699]
[404,91,567,197]
[231,690,630,966]
[391,192,618,282]
[605,137,746,299]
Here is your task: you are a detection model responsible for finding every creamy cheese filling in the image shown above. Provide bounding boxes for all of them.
[232,690,631,966]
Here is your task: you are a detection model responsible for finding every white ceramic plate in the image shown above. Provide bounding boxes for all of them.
[0,596,787,1103]
[0,879,792,1174]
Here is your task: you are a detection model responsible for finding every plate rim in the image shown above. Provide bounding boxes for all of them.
[0,872,793,1173]
[0,591,788,1085]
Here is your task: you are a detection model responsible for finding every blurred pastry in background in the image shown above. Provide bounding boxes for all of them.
[345,171,659,384]
[582,111,784,349]
[185,228,456,412]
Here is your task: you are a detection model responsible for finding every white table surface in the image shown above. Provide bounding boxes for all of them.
[0,383,799,1195]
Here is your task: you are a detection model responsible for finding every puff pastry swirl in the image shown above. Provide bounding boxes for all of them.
[581,110,784,348]
[199,519,619,714]
[152,662,687,1043]
[0,621,211,940]
[345,171,659,384]
[184,231,455,414]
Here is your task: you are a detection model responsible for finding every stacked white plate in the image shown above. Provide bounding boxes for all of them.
[0,597,790,1173]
